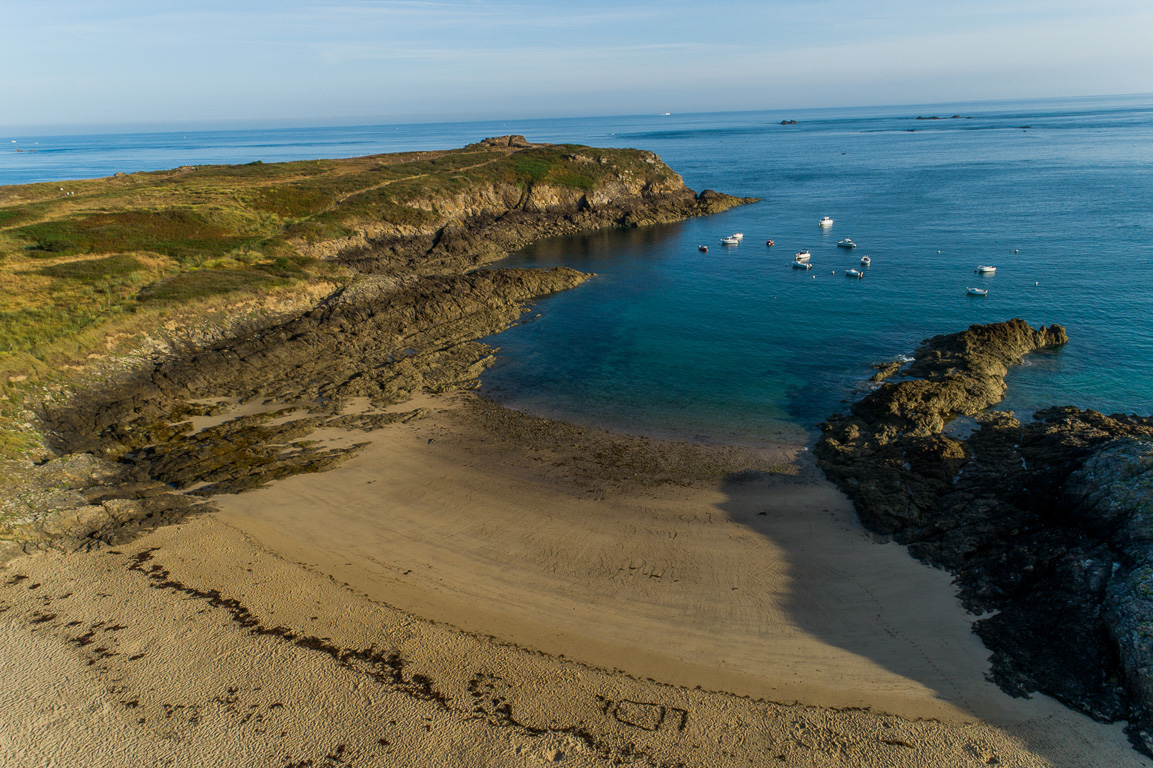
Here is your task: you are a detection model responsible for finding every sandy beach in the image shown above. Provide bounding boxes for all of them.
[2,391,1147,767]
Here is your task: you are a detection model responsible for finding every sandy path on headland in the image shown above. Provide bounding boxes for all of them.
[2,393,1148,767]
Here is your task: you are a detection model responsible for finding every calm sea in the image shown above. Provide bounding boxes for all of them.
[4,95,1152,444]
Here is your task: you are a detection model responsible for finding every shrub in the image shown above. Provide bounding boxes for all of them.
[137,268,289,303]
[37,254,144,281]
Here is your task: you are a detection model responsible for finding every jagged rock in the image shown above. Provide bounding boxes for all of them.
[470,135,537,149]
[335,156,757,277]
[869,361,902,382]
[817,320,1153,754]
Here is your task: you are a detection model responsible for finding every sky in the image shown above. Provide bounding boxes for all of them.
[2,0,1151,132]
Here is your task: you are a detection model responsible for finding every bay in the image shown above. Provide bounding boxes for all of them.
[4,94,1152,443]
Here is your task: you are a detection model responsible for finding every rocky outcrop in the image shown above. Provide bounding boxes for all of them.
[46,267,589,457]
[817,319,1068,534]
[467,135,539,149]
[335,145,756,277]
[337,185,754,277]
[817,320,1153,754]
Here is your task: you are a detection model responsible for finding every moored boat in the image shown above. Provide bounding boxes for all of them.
[732,233,744,241]
[698,245,708,252]
[837,239,857,249]
[860,255,871,265]
[976,265,996,273]
[966,287,989,296]
[818,216,833,227]
[792,260,813,270]
[794,249,811,262]
[766,239,774,247]
[845,268,862,278]
[720,236,739,245]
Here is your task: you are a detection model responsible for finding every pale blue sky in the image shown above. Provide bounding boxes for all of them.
[2,0,1151,131]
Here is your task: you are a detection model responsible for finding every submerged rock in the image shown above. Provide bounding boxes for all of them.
[817,319,1153,754]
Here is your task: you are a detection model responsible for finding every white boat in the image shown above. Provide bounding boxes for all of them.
[792,261,813,270]
[720,236,739,245]
[818,216,834,227]
[966,287,989,296]
[845,269,862,278]
[837,239,857,249]
[976,265,996,273]
[794,249,811,262]
[860,255,871,265]
[732,233,744,241]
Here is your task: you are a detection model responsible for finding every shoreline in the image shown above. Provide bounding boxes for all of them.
[3,139,1150,765]
[4,390,1148,766]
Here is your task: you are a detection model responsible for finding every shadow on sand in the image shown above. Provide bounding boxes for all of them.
[714,460,1143,765]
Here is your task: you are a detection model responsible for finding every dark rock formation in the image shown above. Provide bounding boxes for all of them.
[817,319,1153,754]
[468,135,538,149]
[337,183,756,278]
[46,268,588,459]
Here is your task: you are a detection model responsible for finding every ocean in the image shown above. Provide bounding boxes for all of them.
[4,94,1152,444]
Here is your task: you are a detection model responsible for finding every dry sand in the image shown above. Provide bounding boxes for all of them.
[2,392,1149,767]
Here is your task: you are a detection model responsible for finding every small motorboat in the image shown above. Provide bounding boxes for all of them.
[794,249,811,262]
[860,255,871,266]
[837,239,857,249]
[966,287,989,296]
[766,239,775,247]
[845,269,862,278]
[792,261,813,270]
[720,236,739,245]
[818,216,834,228]
[976,265,996,273]
[698,245,708,252]
[732,233,744,241]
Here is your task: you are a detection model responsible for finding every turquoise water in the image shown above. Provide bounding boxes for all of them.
[4,96,1152,443]
[483,96,1153,442]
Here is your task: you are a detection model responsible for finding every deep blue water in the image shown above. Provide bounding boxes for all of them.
[4,95,1152,444]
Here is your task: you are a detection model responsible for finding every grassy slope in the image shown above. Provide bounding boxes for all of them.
[0,142,682,458]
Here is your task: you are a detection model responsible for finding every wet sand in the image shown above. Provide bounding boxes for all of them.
[1,393,1148,767]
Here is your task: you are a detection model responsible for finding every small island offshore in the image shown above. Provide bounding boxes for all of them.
[2,138,1151,767]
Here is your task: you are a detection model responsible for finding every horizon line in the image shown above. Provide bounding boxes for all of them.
[3,91,1151,139]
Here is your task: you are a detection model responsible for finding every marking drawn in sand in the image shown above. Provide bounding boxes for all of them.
[598,696,689,733]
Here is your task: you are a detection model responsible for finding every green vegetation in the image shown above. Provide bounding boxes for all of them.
[36,254,144,280]
[138,268,289,304]
[14,209,257,261]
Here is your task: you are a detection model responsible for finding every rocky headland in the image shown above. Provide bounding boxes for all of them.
[4,143,1150,766]
[1,137,755,560]
[817,318,1153,753]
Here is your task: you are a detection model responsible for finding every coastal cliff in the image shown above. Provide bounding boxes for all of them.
[0,138,755,557]
[817,319,1153,753]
